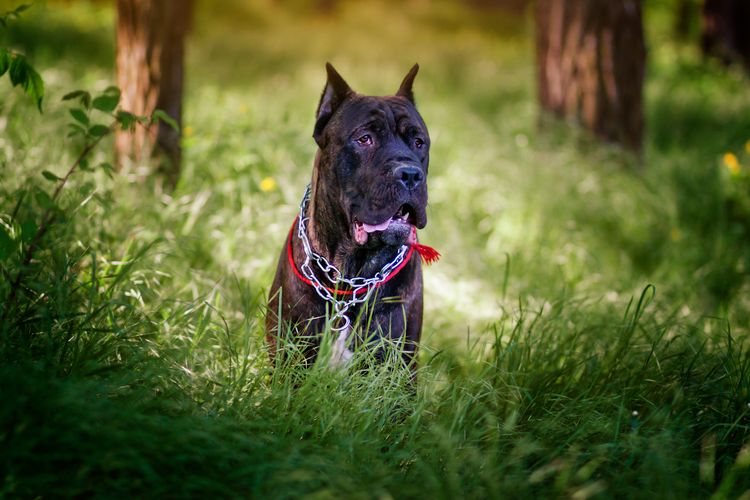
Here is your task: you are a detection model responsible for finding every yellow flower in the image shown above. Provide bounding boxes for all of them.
[723,153,740,175]
[183,125,194,137]
[260,176,277,192]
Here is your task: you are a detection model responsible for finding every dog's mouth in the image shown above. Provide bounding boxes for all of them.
[353,204,418,246]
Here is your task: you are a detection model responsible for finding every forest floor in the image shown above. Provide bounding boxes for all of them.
[2,1,750,497]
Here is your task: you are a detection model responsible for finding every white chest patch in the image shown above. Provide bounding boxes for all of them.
[328,326,354,369]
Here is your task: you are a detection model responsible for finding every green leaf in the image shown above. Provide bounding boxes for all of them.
[115,110,136,131]
[42,170,61,182]
[34,189,54,210]
[88,124,110,137]
[0,225,14,261]
[13,4,32,15]
[67,123,86,138]
[7,54,44,112]
[152,109,179,132]
[101,162,114,179]
[0,49,9,78]
[63,90,93,109]
[92,95,119,113]
[8,54,27,86]
[79,158,91,171]
[62,89,92,109]
[62,90,85,101]
[0,3,32,28]
[77,181,95,197]
[25,64,44,112]
[92,87,120,113]
[20,219,37,244]
[103,85,121,96]
[69,108,89,126]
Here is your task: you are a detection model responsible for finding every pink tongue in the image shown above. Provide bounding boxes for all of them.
[362,220,391,233]
[354,219,392,245]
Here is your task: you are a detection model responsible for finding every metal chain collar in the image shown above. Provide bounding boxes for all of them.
[295,184,408,332]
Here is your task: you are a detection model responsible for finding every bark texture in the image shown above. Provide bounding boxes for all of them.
[536,0,645,152]
[115,0,192,187]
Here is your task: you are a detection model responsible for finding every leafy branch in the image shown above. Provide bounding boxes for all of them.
[0,4,44,111]
[0,3,30,28]
[0,84,175,327]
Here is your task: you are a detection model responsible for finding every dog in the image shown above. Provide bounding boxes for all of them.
[265,63,437,371]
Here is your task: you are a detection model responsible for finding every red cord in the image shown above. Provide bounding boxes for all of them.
[412,243,441,265]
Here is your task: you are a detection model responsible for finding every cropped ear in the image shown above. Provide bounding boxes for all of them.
[396,63,419,104]
[313,63,354,147]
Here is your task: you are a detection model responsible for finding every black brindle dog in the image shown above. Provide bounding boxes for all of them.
[266,63,436,370]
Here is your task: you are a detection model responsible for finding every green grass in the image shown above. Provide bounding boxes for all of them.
[2,0,750,497]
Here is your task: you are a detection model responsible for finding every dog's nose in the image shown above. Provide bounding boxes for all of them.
[393,165,423,190]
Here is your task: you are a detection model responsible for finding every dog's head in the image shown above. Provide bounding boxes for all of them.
[311,63,430,249]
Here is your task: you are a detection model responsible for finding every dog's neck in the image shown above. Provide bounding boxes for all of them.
[306,151,402,279]
[307,151,347,263]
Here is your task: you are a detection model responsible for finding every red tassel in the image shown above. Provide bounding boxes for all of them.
[412,243,441,265]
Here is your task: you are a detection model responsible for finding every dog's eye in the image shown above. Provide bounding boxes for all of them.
[356,134,373,147]
[414,138,425,149]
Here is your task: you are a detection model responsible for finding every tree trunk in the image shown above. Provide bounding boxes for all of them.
[702,0,750,72]
[536,0,646,153]
[114,0,192,189]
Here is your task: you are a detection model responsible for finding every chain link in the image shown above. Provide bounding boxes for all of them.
[295,185,408,331]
